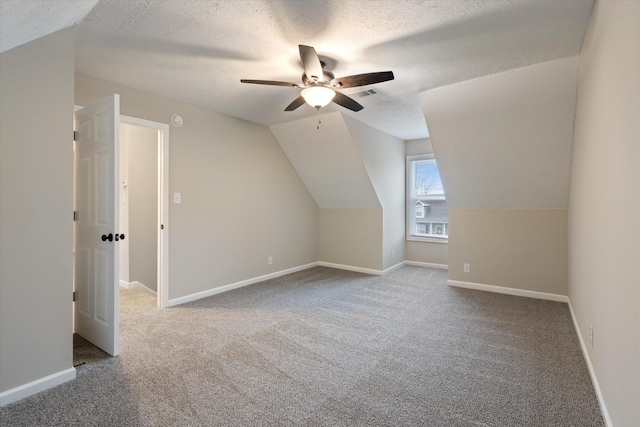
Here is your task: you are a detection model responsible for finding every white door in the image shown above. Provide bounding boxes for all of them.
[74,94,120,356]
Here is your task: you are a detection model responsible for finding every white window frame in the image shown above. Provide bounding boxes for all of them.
[406,154,448,243]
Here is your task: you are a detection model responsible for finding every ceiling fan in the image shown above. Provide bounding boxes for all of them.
[241,45,394,112]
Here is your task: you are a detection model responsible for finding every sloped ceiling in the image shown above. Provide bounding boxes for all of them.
[420,57,579,210]
[0,0,595,141]
[270,112,380,209]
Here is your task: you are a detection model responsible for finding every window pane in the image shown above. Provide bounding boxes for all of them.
[415,160,445,199]
[407,155,449,240]
[434,223,444,235]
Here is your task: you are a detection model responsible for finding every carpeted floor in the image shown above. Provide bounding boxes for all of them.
[0,266,604,426]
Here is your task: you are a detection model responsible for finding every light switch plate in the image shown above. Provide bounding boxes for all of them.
[173,192,181,204]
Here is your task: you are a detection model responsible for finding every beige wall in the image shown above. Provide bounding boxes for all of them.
[0,28,76,393]
[448,209,568,295]
[405,242,448,267]
[319,209,382,271]
[272,112,405,272]
[405,138,449,266]
[75,73,318,301]
[419,58,579,293]
[345,116,406,270]
[568,1,640,425]
[124,124,158,291]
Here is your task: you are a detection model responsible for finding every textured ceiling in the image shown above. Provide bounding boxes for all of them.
[2,0,594,140]
[0,0,98,53]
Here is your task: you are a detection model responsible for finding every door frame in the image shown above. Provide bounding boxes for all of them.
[120,115,170,308]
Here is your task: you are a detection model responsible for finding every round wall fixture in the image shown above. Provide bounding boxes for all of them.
[171,114,184,127]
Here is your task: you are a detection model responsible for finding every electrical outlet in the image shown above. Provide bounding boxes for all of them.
[268,256,273,265]
[463,263,470,273]
[589,325,593,348]
[391,250,395,259]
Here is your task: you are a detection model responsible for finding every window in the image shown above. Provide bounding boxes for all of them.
[407,154,448,241]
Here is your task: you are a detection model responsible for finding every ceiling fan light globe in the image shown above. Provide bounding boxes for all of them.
[301,86,336,109]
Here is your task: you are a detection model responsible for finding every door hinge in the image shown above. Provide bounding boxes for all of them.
[73,131,79,141]
[73,211,79,221]
[73,291,77,302]
[160,224,164,230]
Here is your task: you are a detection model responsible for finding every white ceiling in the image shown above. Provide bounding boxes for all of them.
[0,0,98,52]
[1,0,594,141]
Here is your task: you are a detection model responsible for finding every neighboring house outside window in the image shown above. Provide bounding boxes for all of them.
[407,154,448,242]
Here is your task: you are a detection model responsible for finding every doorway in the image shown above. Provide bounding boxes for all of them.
[119,115,169,308]
[73,104,170,362]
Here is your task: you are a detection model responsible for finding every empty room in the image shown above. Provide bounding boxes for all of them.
[0,1,638,426]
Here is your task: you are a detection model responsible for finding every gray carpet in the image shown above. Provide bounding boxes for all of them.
[0,266,604,426]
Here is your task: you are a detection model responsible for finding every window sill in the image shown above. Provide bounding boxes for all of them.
[406,236,448,244]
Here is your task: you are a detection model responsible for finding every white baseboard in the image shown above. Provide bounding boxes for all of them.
[567,300,612,427]
[130,281,157,295]
[119,280,132,289]
[318,261,383,276]
[447,279,568,303]
[167,262,320,307]
[405,261,449,270]
[0,367,76,407]
[382,261,406,274]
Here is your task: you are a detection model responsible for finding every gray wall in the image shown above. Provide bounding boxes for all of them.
[123,124,158,291]
[0,28,75,393]
[345,116,406,270]
[75,73,319,301]
[568,1,640,425]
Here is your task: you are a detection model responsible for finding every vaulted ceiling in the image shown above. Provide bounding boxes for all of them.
[0,0,594,141]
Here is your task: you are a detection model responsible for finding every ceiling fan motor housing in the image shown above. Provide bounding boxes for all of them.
[302,70,336,87]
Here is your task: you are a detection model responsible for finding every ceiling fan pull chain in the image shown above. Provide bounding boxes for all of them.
[317,108,321,130]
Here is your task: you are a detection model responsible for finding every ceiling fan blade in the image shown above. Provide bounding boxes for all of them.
[332,91,364,112]
[240,79,299,87]
[334,71,395,88]
[299,45,323,81]
[285,96,306,111]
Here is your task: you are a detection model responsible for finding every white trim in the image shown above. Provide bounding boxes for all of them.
[120,115,170,309]
[382,261,405,274]
[406,153,449,242]
[405,261,449,270]
[318,261,383,276]
[119,280,132,289]
[130,281,157,295]
[447,279,568,302]
[406,236,448,244]
[166,263,319,307]
[0,367,76,407]
[567,300,612,427]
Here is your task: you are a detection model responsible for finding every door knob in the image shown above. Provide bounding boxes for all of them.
[115,233,125,241]
[101,233,113,242]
